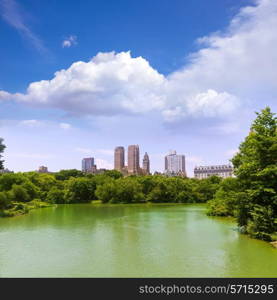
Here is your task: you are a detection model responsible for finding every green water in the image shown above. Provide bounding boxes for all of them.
[0,204,276,277]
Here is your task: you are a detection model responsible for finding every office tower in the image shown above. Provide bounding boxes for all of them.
[114,146,125,171]
[164,150,186,176]
[194,165,234,179]
[82,157,95,172]
[128,145,140,174]
[142,152,150,174]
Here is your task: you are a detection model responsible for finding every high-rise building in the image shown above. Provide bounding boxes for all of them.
[164,150,186,176]
[82,157,95,172]
[142,152,150,174]
[194,165,234,179]
[128,145,140,174]
[114,146,125,171]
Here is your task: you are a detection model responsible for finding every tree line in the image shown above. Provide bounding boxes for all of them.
[0,167,221,217]
[207,107,277,241]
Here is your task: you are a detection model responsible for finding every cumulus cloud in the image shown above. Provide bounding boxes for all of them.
[168,0,277,101]
[62,35,77,48]
[0,90,11,101]
[14,51,166,116]
[1,0,276,124]
[162,89,239,122]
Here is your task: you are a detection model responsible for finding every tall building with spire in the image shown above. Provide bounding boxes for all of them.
[142,152,150,174]
[114,146,125,171]
[128,145,140,174]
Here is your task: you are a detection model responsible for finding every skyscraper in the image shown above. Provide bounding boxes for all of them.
[82,157,95,172]
[164,151,186,176]
[128,145,140,174]
[114,146,125,171]
[142,152,150,174]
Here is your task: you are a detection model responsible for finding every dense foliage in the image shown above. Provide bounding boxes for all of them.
[208,107,277,241]
[0,168,221,216]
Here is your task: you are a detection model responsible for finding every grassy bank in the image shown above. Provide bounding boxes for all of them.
[0,200,53,217]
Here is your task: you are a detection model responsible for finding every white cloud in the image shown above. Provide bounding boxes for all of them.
[0,90,11,101]
[168,0,277,102]
[62,35,77,48]
[0,0,47,53]
[59,122,71,130]
[162,89,239,122]
[13,51,166,116]
[19,119,43,127]
[1,0,277,127]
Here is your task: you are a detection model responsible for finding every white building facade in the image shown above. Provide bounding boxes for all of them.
[194,164,234,179]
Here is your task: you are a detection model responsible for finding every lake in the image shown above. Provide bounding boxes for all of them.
[0,204,276,277]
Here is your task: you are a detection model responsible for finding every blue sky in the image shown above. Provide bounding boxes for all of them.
[0,0,276,175]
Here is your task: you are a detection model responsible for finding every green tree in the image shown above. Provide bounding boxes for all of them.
[207,177,240,216]
[235,192,251,227]
[55,169,84,181]
[194,176,221,203]
[65,177,96,203]
[11,184,30,202]
[112,178,144,203]
[0,173,27,191]
[95,180,117,203]
[0,138,6,170]
[147,178,177,203]
[247,205,275,241]
[0,191,10,210]
[95,177,144,204]
[232,107,277,237]
[137,175,156,195]
[103,170,123,179]
[46,187,65,204]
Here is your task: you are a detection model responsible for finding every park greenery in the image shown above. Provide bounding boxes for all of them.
[0,107,276,242]
[208,107,277,241]
[0,167,221,217]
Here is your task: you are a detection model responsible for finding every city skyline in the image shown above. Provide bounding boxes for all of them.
[1,0,276,176]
